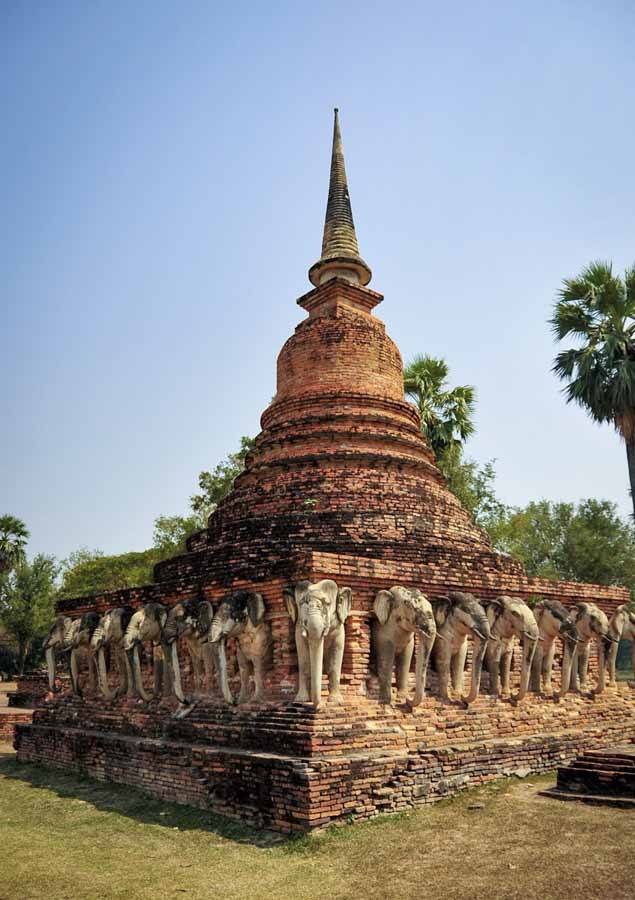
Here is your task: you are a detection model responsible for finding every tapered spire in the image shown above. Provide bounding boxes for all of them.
[308,109,372,288]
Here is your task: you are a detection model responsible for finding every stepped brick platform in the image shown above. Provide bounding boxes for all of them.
[14,111,635,831]
[15,686,635,831]
[541,744,635,809]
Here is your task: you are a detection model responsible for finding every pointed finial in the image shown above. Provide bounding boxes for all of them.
[308,109,372,288]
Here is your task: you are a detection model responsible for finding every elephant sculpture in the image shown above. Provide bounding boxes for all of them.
[483,596,539,701]
[284,579,352,707]
[91,607,134,700]
[372,586,436,706]
[530,599,578,694]
[43,615,79,692]
[430,592,491,705]
[122,602,170,702]
[560,602,614,696]
[607,604,635,684]
[207,590,272,704]
[69,611,100,697]
[163,598,216,704]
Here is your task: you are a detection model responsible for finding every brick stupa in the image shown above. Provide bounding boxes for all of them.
[16,111,634,832]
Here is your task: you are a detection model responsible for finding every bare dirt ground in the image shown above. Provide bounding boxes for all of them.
[0,746,633,900]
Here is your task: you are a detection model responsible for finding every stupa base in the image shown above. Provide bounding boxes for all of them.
[14,685,635,833]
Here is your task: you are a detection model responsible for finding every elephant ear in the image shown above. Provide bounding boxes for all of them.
[432,597,451,628]
[247,592,266,626]
[373,590,393,625]
[283,583,304,623]
[336,587,353,624]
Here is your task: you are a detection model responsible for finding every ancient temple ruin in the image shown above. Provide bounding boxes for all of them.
[15,111,635,832]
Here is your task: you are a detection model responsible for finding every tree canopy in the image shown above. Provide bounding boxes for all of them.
[551,261,635,517]
[0,554,58,674]
[0,514,30,574]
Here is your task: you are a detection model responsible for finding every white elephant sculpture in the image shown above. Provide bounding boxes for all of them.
[284,579,352,707]
[207,590,272,704]
[607,604,635,684]
[163,598,216,705]
[530,599,578,694]
[430,592,491,705]
[69,611,100,697]
[91,607,135,700]
[43,615,77,692]
[483,596,539,701]
[372,586,436,706]
[560,602,614,696]
[122,602,170,702]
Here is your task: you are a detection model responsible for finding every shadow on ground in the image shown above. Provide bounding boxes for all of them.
[0,752,286,849]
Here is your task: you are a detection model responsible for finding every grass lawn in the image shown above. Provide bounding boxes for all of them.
[0,743,633,900]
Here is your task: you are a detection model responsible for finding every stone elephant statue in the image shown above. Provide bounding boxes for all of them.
[91,607,134,700]
[430,591,491,705]
[43,615,77,692]
[530,599,578,695]
[483,596,538,701]
[561,602,614,696]
[122,602,170,702]
[372,586,436,706]
[163,598,215,705]
[69,611,101,697]
[607,604,635,684]
[207,590,272,704]
[284,579,352,707]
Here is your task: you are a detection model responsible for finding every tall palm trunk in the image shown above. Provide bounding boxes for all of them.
[626,440,635,520]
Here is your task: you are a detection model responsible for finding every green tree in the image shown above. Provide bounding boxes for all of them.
[0,555,58,674]
[0,515,30,574]
[488,498,635,595]
[442,457,507,527]
[403,355,475,474]
[551,261,635,517]
[58,547,162,599]
[152,514,203,556]
[190,436,255,520]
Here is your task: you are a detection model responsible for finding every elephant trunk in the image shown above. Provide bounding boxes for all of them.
[413,632,433,706]
[560,639,576,695]
[70,648,82,697]
[127,644,155,702]
[465,637,487,704]
[213,639,234,704]
[517,636,538,701]
[97,646,116,701]
[169,641,188,704]
[309,637,324,707]
[595,638,606,694]
[608,638,619,684]
[46,646,57,692]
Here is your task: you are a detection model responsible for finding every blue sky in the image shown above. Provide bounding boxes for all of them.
[2,1,634,561]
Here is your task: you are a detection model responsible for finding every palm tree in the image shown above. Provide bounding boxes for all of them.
[551,261,635,518]
[0,515,30,574]
[403,355,476,467]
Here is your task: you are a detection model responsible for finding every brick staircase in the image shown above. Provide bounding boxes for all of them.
[541,745,635,809]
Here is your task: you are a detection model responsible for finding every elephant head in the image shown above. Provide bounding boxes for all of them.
[607,604,635,683]
[69,611,100,696]
[43,615,74,692]
[163,599,214,704]
[433,592,491,704]
[373,586,436,706]
[122,602,168,702]
[284,579,352,706]
[208,591,265,704]
[485,596,539,700]
[561,602,612,695]
[91,607,133,700]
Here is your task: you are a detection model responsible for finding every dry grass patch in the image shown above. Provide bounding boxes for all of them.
[0,750,633,900]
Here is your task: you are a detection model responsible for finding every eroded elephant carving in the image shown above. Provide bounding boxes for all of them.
[91,607,134,700]
[43,615,77,692]
[163,598,216,705]
[284,579,352,707]
[207,591,272,704]
[530,599,578,695]
[122,602,169,702]
[431,592,491,705]
[69,611,100,697]
[372,586,436,706]
[483,596,538,701]
[561,602,614,696]
[607,604,635,684]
